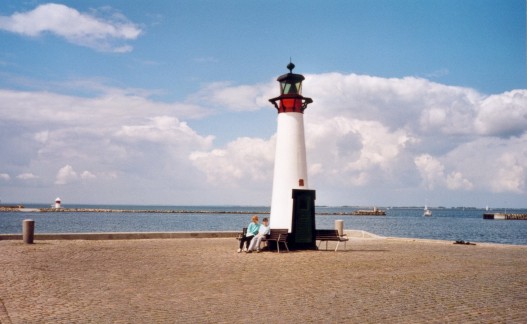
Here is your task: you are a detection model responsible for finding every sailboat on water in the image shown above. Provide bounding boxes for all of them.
[423,204,432,217]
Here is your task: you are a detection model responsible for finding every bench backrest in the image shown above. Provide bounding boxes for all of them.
[268,229,289,241]
[236,227,248,240]
[315,229,340,238]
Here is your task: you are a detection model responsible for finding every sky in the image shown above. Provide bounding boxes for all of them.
[0,0,526,208]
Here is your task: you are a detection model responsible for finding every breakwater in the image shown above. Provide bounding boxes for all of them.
[351,209,386,216]
[38,208,269,214]
[0,206,24,211]
[1,207,362,216]
[483,213,527,220]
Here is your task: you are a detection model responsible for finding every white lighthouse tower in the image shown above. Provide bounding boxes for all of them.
[268,62,314,233]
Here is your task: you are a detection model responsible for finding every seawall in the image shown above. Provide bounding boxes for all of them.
[0,231,239,241]
[1,207,372,215]
[0,229,382,241]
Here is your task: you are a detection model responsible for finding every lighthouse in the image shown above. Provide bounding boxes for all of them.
[269,62,316,249]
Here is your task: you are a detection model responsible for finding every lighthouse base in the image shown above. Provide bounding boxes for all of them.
[289,189,317,250]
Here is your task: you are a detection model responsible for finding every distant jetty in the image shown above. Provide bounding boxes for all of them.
[483,213,527,220]
[14,208,271,214]
[351,208,386,216]
[0,207,278,215]
[0,205,24,211]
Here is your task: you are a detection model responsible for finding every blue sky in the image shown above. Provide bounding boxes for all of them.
[0,1,526,208]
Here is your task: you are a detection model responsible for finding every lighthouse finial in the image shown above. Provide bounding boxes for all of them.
[287,59,295,73]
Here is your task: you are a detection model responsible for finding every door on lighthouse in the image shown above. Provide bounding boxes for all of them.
[291,189,316,249]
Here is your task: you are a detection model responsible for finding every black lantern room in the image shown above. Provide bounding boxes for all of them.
[269,62,313,113]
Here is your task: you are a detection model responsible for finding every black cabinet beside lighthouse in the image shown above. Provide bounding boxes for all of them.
[290,189,317,250]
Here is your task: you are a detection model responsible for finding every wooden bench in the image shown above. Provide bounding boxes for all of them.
[315,229,348,251]
[262,229,289,253]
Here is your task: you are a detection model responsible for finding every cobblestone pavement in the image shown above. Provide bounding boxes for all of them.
[0,238,526,323]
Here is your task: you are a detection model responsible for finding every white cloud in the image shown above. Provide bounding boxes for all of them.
[1,73,526,206]
[193,56,219,63]
[410,163,473,193]
[303,73,485,136]
[116,116,213,148]
[190,72,526,207]
[0,84,216,203]
[190,137,275,186]
[16,173,38,180]
[55,165,78,185]
[0,173,10,181]
[304,116,416,187]
[431,135,527,194]
[492,153,525,193]
[191,81,275,111]
[446,171,473,190]
[34,131,49,143]
[0,3,142,52]
[475,90,527,137]
[0,88,210,126]
[414,154,445,190]
[54,166,95,185]
[80,171,96,180]
[424,68,450,79]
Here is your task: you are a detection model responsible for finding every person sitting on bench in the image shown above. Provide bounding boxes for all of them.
[247,218,270,253]
[237,215,260,253]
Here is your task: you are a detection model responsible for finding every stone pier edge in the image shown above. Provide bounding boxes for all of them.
[0,231,239,241]
[1,230,524,247]
[0,230,380,241]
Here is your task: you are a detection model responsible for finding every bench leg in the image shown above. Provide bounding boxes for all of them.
[273,241,289,253]
[318,240,329,251]
[335,241,340,252]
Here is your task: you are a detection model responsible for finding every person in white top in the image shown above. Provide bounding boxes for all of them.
[247,218,270,253]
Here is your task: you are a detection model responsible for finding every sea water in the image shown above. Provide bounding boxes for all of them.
[1,205,526,245]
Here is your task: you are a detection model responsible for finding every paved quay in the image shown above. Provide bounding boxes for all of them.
[1,237,526,323]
